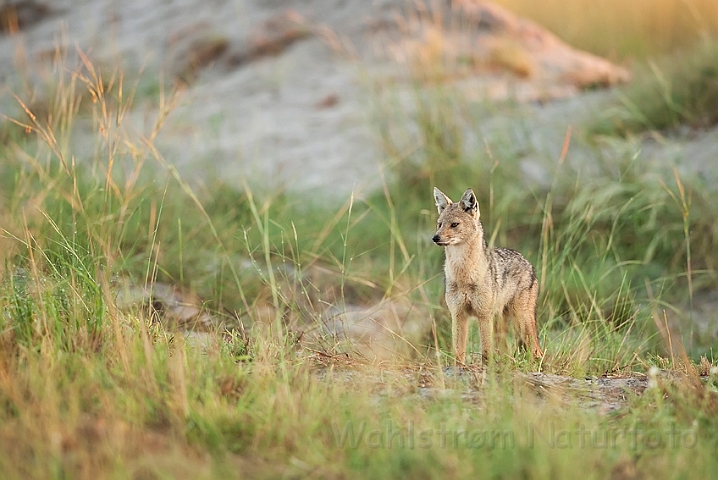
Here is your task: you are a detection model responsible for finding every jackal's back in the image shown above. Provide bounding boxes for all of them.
[489,247,536,290]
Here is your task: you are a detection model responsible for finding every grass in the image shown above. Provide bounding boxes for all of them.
[590,38,718,136]
[492,0,718,137]
[1,22,718,480]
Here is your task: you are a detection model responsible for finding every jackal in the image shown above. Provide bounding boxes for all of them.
[432,187,543,363]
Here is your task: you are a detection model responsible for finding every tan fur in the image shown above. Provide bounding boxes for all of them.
[432,187,543,363]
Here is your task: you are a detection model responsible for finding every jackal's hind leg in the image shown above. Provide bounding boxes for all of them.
[511,285,543,359]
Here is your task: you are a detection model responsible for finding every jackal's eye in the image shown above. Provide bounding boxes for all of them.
[437,222,442,228]
[450,222,459,228]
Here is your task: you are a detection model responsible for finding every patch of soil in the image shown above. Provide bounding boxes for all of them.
[310,356,714,414]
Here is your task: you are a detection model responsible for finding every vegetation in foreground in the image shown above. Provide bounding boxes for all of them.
[1,21,718,480]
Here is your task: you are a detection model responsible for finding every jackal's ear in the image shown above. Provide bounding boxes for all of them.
[434,187,452,214]
[460,188,479,217]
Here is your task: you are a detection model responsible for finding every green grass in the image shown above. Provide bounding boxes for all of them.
[0,41,718,480]
[591,38,718,136]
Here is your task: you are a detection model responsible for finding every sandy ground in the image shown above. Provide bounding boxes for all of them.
[0,0,384,196]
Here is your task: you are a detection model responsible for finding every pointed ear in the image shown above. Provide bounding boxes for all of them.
[460,188,479,218]
[434,187,452,214]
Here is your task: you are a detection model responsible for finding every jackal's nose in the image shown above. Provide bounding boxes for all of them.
[432,234,441,244]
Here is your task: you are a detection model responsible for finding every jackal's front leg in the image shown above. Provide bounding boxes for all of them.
[450,308,469,365]
[477,308,494,363]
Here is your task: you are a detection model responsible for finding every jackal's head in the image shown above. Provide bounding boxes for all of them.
[432,187,482,246]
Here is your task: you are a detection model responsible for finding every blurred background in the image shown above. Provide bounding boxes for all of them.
[2,0,718,196]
